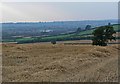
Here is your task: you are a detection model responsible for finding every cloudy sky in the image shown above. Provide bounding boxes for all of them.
[1,2,118,22]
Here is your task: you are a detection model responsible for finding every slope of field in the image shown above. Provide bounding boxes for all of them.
[3,24,120,43]
[2,19,118,40]
[16,24,120,43]
[2,43,119,82]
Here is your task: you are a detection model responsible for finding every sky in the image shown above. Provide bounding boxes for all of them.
[1,0,119,2]
[0,2,118,22]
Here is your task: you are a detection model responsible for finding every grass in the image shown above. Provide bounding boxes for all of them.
[3,24,120,43]
[15,37,35,41]
[113,24,119,31]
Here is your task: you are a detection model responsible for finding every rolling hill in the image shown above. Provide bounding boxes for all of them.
[14,24,120,44]
[2,19,118,41]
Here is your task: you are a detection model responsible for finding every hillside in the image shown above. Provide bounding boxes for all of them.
[2,43,119,82]
[14,24,120,44]
[2,19,118,42]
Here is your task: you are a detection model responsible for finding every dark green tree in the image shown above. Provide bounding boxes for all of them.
[85,25,91,30]
[108,22,111,26]
[92,25,116,46]
[76,27,82,34]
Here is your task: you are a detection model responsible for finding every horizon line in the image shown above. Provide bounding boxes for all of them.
[0,19,118,23]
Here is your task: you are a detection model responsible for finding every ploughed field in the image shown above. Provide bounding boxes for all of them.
[2,43,119,82]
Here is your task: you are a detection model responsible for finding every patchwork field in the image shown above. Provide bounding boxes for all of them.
[2,43,119,82]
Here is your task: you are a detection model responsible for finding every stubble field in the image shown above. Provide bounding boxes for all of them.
[2,42,119,82]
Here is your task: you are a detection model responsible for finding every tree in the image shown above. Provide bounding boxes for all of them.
[108,22,111,26]
[92,25,116,46]
[85,25,91,30]
[76,27,82,34]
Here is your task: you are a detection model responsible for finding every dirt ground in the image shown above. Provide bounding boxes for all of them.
[2,43,119,82]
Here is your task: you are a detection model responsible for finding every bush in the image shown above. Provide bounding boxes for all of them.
[51,40,56,44]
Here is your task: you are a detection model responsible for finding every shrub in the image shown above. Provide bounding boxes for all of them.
[51,40,56,44]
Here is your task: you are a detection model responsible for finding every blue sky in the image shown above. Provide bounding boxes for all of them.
[1,2,118,22]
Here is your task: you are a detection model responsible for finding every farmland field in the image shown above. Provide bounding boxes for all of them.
[2,42,119,82]
[1,2,119,83]
[2,24,120,44]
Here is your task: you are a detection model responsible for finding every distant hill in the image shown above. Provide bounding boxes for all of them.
[3,24,120,44]
[2,19,118,42]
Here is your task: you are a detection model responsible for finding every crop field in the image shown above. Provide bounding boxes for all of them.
[3,24,120,43]
[2,42,119,82]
